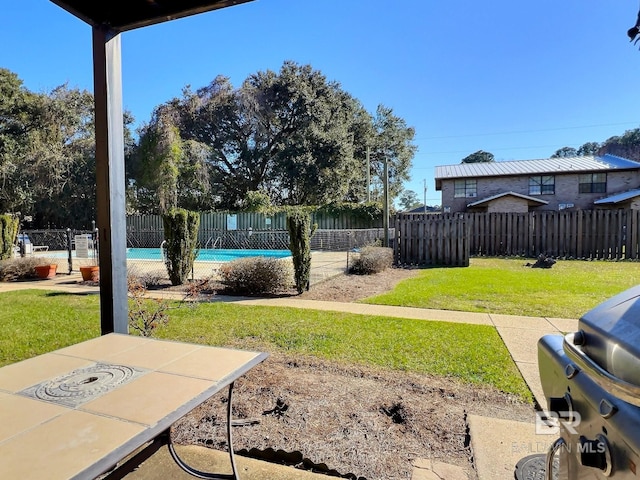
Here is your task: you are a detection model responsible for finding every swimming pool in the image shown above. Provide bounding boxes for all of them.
[128,248,291,262]
[44,248,291,262]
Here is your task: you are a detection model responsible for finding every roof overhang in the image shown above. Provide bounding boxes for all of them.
[49,0,254,32]
[467,191,549,208]
[594,188,640,205]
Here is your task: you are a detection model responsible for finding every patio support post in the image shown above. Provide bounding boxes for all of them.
[92,26,128,334]
[383,155,389,247]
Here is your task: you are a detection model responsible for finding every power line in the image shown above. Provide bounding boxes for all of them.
[414,121,639,141]
[412,142,588,157]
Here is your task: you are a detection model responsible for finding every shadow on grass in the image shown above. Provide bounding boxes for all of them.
[45,291,98,297]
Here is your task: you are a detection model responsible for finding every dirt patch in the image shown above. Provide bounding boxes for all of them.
[298,267,420,303]
[172,354,532,480]
[139,265,419,303]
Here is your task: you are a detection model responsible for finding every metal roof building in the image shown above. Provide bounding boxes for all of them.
[434,154,640,190]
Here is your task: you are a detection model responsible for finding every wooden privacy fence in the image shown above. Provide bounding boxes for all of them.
[455,210,640,259]
[398,210,640,260]
[395,214,470,266]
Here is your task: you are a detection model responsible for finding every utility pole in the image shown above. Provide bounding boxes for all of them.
[366,146,371,202]
[423,179,427,214]
[383,155,389,247]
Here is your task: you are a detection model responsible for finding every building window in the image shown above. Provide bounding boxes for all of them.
[579,173,607,193]
[529,175,555,195]
[454,179,477,198]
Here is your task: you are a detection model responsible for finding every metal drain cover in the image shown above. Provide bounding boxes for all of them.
[514,454,557,480]
[20,363,146,407]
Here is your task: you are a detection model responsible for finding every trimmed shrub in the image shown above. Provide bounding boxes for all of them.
[349,246,393,275]
[162,208,200,285]
[0,257,42,281]
[0,215,18,260]
[219,257,292,295]
[287,209,317,294]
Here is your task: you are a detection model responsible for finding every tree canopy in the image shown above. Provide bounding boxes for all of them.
[0,69,110,227]
[130,62,416,211]
[461,150,494,164]
[550,143,602,158]
[576,142,600,156]
[398,189,420,210]
[0,64,416,227]
[550,146,578,158]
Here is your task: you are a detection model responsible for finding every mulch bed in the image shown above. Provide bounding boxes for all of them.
[172,354,533,480]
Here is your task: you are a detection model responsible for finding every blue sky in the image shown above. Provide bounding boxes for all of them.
[2,0,639,205]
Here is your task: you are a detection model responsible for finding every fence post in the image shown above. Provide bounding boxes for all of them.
[66,228,73,274]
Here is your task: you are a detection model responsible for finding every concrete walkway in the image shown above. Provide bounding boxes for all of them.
[1,274,576,479]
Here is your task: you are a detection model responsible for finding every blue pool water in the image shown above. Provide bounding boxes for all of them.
[128,248,290,262]
[44,248,291,262]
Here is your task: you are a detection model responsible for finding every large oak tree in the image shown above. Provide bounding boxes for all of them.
[131,62,416,210]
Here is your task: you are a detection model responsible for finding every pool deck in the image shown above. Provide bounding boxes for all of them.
[308,251,349,285]
[19,250,350,288]
[126,250,348,285]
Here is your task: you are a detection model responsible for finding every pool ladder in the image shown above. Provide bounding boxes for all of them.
[160,240,168,262]
[204,236,222,249]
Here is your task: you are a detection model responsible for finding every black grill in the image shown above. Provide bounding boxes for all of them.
[538,285,640,479]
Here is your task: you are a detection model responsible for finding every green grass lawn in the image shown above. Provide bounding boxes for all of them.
[0,290,100,366]
[363,258,640,318]
[0,290,531,401]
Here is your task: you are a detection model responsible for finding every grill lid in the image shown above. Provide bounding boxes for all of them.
[577,284,640,387]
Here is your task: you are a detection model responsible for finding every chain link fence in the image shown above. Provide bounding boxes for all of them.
[311,228,392,251]
[125,228,391,253]
[18,229,97,273]
[22,229,95,252]
[15,227,392,282]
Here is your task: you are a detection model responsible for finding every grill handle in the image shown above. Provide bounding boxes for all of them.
[564,332,640,407]
[545,437,566,480]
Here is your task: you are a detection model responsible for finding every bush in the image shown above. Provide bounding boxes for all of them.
[349,246,393,275]
[0,257,43,281]
[287,209,317,293]
[0,215,18,260]
[162,208,200,286]
[219,256,292,295]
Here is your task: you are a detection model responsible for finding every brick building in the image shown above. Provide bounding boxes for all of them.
[435,154,640,213]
